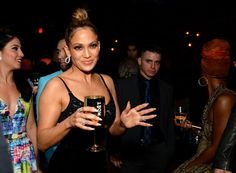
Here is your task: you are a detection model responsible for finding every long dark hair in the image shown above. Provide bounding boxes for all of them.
[0,28,32,102]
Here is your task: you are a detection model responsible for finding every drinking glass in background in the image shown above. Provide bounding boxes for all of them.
[174,106,202,130]
[175,106,187,126]
[84,95,105,152]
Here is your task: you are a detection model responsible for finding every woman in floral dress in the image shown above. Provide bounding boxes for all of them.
[0,27,38,172]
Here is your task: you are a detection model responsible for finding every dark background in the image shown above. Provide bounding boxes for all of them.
[1,0,236,59]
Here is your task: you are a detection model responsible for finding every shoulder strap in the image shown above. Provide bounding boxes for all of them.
[99,74,112,97]
[58,77,71,93]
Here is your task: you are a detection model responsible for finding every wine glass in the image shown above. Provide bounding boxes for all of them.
[174,106,187,126]
[84,95,105,152]
[174,106,202,130]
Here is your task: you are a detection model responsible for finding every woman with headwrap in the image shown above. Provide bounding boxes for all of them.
[173,38,236,173]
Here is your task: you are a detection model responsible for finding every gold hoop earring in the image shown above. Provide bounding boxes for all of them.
[198,76,208,87]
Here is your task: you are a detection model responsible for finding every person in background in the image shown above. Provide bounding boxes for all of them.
[213,105,236,173]
[37,8,156,173]
[35,37,71,170]
[173,38,236,173]
[21,58,39,95]
[55,38,72,70]
[0,27,39,172]
[114,43,175,173]
[118,41,140,78]
[36,37,71,121]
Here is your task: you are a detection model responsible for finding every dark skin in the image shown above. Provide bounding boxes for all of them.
[185,77,236,169]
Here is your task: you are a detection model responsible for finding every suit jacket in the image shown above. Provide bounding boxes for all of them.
[115,74,175,156]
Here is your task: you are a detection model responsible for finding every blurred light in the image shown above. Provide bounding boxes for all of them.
[188,42,192,47]
[40,58,51,65]
[196,32,200,37]
[114,39,118,43]
[111,47,115,51]
[38,27,43,34]
[21,59,33,71]
[185,31,190,35]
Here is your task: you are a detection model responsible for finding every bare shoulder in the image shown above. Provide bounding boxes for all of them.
[100,74,114,85]
[44,76,65,93]
[215,90,236,108]
[213,90,236,127]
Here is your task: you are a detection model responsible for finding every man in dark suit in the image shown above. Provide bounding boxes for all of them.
[112,44,175,173]
[0,121,13,173]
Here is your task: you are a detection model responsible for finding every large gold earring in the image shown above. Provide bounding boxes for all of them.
[198,76,208,87]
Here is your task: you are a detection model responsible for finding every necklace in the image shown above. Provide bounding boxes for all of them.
[202,84,226,123]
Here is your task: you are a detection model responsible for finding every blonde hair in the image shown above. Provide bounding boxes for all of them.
[72,8,89,21]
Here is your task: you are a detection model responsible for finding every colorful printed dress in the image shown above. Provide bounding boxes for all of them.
[0,97,37,173]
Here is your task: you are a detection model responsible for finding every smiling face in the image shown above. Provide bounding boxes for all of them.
[0,37,24,70]
[68,27,100,73]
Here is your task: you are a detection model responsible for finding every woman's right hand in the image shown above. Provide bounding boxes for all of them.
[69,106,102,130]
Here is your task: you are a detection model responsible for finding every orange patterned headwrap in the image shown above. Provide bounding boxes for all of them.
[201,38,231,78]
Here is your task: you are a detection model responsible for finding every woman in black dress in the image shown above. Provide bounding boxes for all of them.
[37,8,156,173]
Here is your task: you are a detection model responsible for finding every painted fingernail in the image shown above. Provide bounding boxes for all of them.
[77,108,83,112]
[93,108,98,112]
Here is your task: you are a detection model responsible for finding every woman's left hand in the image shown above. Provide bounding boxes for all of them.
[120,101,157,128]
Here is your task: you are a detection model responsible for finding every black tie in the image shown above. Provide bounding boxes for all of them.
[143,80,152,144]
[144,80,151,103]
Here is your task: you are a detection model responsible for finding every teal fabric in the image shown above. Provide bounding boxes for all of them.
[36,70,62,121]
[35,70,62,162]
